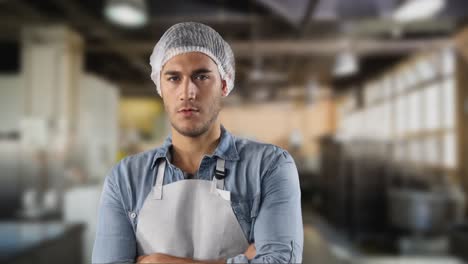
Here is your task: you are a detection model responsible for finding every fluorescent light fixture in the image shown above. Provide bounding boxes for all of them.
[393,0,445,23]
[333,50,359,77]
[105,0,148,27]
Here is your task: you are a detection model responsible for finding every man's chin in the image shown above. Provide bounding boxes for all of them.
[173,124,207,138]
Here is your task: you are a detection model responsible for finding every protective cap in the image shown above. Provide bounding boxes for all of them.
[149,22,235,96]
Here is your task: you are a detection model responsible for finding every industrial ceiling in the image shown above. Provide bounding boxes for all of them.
[0,0,466,99]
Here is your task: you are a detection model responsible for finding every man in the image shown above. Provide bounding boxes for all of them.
[92,22,303,264]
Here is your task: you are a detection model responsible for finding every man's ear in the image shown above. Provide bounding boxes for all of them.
[221,80,228,97]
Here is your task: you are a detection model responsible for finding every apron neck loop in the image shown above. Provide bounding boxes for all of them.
[153,157,227,200]
[153,159,166,200]
[213,158,226,190]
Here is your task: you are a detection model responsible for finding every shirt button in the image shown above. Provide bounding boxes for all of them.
[130,212,137,219]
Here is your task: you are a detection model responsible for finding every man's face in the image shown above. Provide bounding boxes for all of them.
[160,52,228,138]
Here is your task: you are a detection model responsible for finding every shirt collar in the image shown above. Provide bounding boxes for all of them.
[151,125,240,169]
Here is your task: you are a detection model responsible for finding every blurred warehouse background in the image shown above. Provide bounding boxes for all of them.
[1,0,468,263]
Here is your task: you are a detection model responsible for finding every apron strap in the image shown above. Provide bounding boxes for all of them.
[212,158,225,191]
[154,157,226,198]
[153,159,166,200]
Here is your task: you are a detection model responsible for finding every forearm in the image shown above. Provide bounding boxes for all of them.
[137,253,226,264]
[196,258,226,264]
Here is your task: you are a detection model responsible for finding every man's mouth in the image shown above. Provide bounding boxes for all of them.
[178,108,199,117]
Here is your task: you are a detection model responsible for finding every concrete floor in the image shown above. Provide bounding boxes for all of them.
[303,224,343,264]
[301,209,466,264]
[302,209,352,264]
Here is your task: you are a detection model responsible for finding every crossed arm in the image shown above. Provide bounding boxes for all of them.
[136,244,256,263]
[92,151,303,264]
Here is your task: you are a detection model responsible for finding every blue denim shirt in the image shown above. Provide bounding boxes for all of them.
[92,126,303,263]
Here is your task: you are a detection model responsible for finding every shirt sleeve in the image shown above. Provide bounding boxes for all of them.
[92,166,137,264]
[227,150,304,264]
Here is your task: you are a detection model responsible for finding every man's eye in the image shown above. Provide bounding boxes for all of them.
[194,75,209,80]
[167,76,179,82]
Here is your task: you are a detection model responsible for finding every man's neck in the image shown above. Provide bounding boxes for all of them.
[170,123,221,174]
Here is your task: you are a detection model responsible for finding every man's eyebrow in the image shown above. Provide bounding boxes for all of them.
[163,68,212,75]
[192,68,212,75]
[163,70,181,76]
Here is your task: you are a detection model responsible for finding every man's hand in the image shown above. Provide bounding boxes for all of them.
[137,253,193,263]
[137,244,255,264]
[137,253,225,264]
[244,243,256,260]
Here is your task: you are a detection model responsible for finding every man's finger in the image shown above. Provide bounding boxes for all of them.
[136,255,147,263]
[244,243,256,260]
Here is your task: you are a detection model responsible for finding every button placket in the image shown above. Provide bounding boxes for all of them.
[129,211,137,220]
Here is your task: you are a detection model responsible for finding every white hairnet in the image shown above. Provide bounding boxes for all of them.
[149,22,235,96]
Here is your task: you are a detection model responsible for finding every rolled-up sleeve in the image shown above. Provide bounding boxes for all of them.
[227,151,304,264]
[92,167,136,264]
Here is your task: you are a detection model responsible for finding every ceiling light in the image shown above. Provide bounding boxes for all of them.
[393,0,445,23]
[333,50,359,77]
[105,0,148,28]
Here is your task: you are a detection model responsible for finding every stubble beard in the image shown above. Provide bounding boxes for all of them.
[168,97,222,138]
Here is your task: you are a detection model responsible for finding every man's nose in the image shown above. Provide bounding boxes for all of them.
[179,78,197,101]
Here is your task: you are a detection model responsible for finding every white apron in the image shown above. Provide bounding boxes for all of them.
[136,158,249,260]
